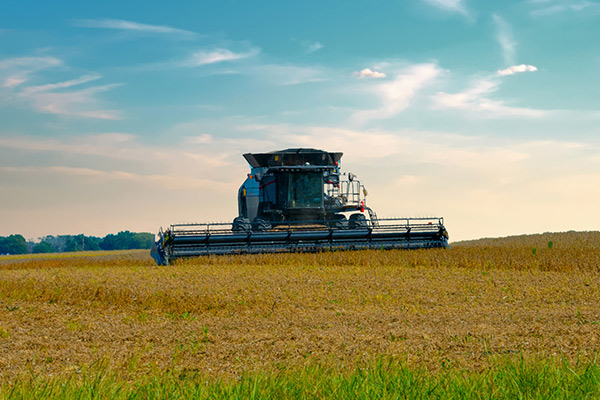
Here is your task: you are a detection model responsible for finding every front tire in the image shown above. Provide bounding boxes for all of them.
[328,214,348,229]
[232,217,251,232]
[251,217,272,231]
[349,214,368,229]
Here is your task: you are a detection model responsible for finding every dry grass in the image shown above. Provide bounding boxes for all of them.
[0,232,599,381]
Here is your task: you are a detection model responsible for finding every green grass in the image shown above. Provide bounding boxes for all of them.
[2,357,599,399]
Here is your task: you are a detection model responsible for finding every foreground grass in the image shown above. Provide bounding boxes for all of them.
[2,357,599,399]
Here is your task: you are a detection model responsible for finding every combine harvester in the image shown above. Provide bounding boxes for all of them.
[152,148,448,265]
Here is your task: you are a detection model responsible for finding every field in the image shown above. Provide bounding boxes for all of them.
[1,232,600,398]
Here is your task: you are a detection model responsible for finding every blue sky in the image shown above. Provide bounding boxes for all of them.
[1,0,599,241]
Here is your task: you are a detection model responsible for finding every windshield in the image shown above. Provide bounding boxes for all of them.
[287,172,322,208]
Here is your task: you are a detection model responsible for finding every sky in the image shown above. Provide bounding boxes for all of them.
[1,0,599,242]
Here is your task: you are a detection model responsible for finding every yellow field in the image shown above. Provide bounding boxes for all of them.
[1,232,599,381]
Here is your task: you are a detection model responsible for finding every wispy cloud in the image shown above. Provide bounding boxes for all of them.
[22,74,102,93]
[493,14,517,66]
[182,48,259,67]
[0,56,62,88]
[0,133,238,186]
[529,0,598,16]
[264,125,409,159]
[0,55,121,119]
[185,134,213,144]
[0,56,62,70]
[354,68,387,79]
[432,76,547,118]
[17,77,122,119]
[73,18,196,37]
[2,75,27,88]
[292,39,324,54]
[498,64,538,76]
[305,41,323,53]
[422,0,470,16]
[0,134,149,160]
[0,165,232,191]
[353,63,441,123]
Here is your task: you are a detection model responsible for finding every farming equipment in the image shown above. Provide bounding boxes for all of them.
[151,148,448,265]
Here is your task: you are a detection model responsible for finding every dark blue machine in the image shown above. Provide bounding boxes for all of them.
[152,148,448,265]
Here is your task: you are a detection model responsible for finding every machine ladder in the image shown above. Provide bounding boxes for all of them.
[366,207,380,228]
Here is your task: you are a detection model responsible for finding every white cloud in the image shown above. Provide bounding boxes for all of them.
[432,77,547,118]
[422,0,470,16]
[73,18,195,37]
[353,63,441,123]
[493,14,517,66]
[498,64,538,76]
[182,48,259,67]
[354,68,387,79]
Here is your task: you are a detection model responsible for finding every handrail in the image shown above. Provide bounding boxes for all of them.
[168,217,445,236]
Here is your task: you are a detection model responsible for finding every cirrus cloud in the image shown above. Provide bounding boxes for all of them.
[432,76,547,118]
[422,0,470,16]
[72,18,196,37]
[0,55,122,120]
[182,48,260,67]
[493,14,517,66]
[353,63,441,123]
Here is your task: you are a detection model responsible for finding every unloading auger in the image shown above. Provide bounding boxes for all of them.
[151,148,449,265]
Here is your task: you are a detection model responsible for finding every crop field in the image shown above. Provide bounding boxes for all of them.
[1,232,600,398]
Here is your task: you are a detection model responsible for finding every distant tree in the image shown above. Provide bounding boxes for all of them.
[32,241,56,254]
[115,231,135,250]
[44,235,68,252]
[10,231,153,254]
[64,237,82,252]
[132,232,154,249]
[100,233,119,250]
[83,236,101,251]
[26,240,35,253]
[0,235,28,255]
[99,231,153,250]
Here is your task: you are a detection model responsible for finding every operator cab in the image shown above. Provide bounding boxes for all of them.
[235,148,369,231]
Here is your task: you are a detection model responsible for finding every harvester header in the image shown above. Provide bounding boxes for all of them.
[151,148,448,265]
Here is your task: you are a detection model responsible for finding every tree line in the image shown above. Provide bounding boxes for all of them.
[0,231,154,255]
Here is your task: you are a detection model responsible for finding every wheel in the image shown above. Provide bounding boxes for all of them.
[349,214,368,229]
[232,217,251,232]
[251,217,272,231]
[328,214,348,230]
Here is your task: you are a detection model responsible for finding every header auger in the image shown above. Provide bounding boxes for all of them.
[151,148,449,265]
